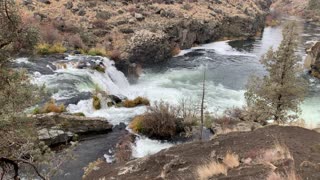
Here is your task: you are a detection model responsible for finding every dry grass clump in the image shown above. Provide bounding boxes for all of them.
[87,47,107,56]
[92,95,101,110]
[223,152,240,168]
[36,43,66,55]
[258,142,292,164]
[129,115,144,133]
[123,96,150,108]
[197,152,239,180]
[33,99,66,114]
[197,161,227,180]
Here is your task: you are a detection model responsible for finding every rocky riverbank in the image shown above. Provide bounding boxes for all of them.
[34,113,112,146]
[18,0,272,67]
[84,125,320,180]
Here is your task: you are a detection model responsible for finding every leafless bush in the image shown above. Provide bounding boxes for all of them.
[40,23,62,44]
[66,34,86,49]
[140,101,183,139]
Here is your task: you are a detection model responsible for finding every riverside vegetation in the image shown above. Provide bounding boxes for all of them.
[0,1,75,179]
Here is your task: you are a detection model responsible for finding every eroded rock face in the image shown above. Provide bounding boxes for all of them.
[305,41,320,78]
[84,126,320,180]
[124,12,268,65]
[125,30,171,64]
[35,113,112,146]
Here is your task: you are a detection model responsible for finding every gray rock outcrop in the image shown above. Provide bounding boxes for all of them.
[35,113,112,146]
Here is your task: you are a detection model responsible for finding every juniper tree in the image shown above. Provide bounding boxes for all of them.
[245,22,306,124]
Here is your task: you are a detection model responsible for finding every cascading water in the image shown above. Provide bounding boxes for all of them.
[14,54,173,158]
[13,19,320,161]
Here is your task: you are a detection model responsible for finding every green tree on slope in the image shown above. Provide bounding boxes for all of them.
[245,22,306,124]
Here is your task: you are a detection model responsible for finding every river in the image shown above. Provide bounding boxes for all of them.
[127,20,320,127]
[13,19,320,179]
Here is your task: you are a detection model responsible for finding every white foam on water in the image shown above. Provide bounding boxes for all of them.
[174,40,257,57]
[128,67,246,114]
[301,33,312,37]
[131,137,174,158]
[32,55,131,100]
[195,41,257,57]
[301,97,320,128]
[174,49,193,57]
[67,99,147,125]
[16,57,31,64]
[104,154,115,163]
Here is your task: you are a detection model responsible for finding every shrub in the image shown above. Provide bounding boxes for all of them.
[40,23,62,44]
[66,34,86,49]
[106,49,121,61]
[123,96,150,108]
[38,99,66,113]
[204,112,214,128]
[32,107,41,114]
[92,95,101,110]
[49,43,67,54]
[129,115,144,133]
[87,48,107,56]
[131,101,183,139]
[35,43,66,55]
[36,43,50,55]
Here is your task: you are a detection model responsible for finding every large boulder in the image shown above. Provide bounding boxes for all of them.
[125,30,171,64]
[35,113,112,146]
[305,41,320,78]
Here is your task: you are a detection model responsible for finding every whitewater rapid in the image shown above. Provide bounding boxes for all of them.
[14,23,320,159]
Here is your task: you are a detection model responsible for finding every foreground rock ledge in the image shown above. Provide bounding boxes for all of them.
[84,126,320,180]
[35,113,112,146]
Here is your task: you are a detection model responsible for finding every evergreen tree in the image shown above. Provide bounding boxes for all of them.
[245,22,306,124]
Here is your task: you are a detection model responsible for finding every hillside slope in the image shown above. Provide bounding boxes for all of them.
[19,0,272,66]
[272,0,320,21]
